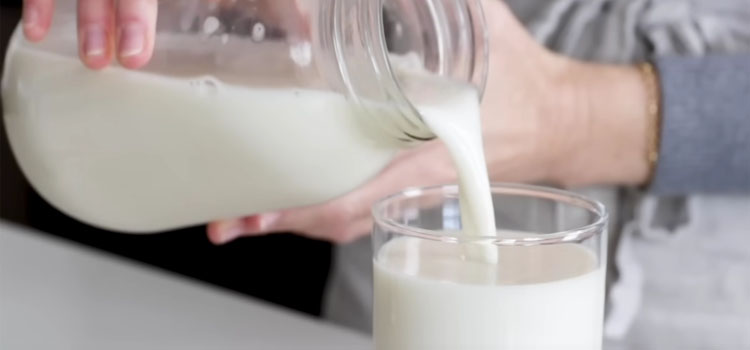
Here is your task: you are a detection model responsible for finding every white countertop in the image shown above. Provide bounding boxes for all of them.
[0,222,372,349]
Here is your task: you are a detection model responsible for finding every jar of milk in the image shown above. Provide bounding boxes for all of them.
[1,0,488,232]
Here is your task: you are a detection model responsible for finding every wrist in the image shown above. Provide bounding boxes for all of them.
[534,55,591,186]
[546,59,652,187]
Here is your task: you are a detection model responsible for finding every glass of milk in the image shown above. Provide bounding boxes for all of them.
[372,184,608,350]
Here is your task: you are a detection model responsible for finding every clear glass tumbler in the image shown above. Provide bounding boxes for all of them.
[372,184,608,350]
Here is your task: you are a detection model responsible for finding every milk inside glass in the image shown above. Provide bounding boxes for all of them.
[374,237,605,350]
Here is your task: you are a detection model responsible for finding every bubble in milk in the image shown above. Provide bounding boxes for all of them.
[290,42,312,67]
[251,23,266,42]
[203,16,221,35]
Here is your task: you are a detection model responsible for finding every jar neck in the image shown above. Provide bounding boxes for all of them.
[327,0,489,144]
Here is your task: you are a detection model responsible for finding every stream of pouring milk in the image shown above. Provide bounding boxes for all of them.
[393,58,499,264]
[417,87,501,265]
[417,85,497,240]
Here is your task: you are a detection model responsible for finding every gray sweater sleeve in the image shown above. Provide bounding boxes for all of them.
[650,54,750,195]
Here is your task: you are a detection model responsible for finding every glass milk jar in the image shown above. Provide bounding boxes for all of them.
[1,0,487,233]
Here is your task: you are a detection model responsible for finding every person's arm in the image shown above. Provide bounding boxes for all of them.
[548,61,654,188]
[205,1,750,244]
[551,54,750,194]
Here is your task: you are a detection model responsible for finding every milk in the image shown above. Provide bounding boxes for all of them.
[374,237,605,350]
[1,33,398,232]
[375,74,604,348]
[398,67,498,264]
[4,22,604,347]
[411,80,496,238]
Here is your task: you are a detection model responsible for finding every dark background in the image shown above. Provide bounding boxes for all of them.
[0,2,332,317]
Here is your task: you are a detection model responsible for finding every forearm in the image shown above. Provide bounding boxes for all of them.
[550,54,750,193]
[551,60,652,188]
[478,0,749,193]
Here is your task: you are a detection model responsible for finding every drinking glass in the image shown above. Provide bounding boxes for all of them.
[372,183,608,350]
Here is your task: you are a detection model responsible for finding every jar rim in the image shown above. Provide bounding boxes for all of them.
[331,0,490,144]
[377,0,490,141]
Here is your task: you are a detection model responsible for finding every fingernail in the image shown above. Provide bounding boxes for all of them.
[23,6,38,29]
[119,22,145,57]
[259,213,281,232]
[84,25,107,57]
[218,221,245,244]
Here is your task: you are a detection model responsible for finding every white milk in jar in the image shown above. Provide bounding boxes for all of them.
[1,30,398,232]
[1,0,491,234]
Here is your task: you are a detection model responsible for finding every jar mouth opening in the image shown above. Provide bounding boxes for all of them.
[377,0,489,141]
[331,0,489,144]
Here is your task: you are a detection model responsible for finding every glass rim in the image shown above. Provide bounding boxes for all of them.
[371,183,608,246]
